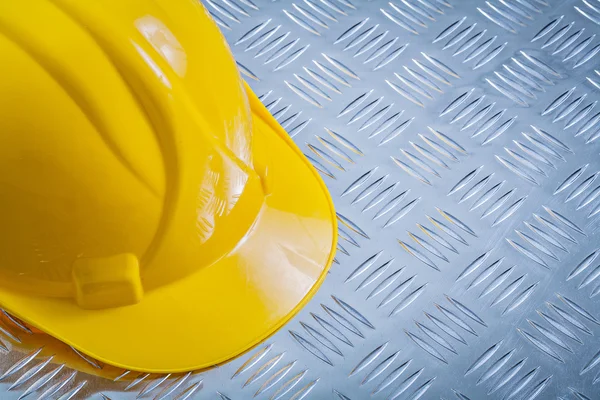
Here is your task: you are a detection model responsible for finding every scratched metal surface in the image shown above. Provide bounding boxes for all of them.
[2,0,600,398]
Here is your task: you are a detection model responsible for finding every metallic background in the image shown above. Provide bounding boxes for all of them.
[1,0,600,398]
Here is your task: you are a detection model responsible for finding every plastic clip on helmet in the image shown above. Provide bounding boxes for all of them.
[0,0,336,372]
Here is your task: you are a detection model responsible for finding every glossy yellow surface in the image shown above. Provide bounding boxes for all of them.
[0,0,336,372]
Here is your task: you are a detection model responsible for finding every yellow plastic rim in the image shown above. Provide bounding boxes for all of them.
[0,88,338,373]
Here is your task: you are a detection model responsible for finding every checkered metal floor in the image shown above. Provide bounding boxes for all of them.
[2,0,600,398]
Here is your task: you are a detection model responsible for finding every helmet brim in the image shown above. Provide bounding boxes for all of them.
[0,85,337,373]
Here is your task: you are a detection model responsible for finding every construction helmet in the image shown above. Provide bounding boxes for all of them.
[0,0,336,372]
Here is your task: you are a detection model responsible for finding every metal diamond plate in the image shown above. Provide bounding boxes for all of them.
[2,0,600,398]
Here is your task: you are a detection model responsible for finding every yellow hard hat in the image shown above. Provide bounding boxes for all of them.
[0,0,336,372]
